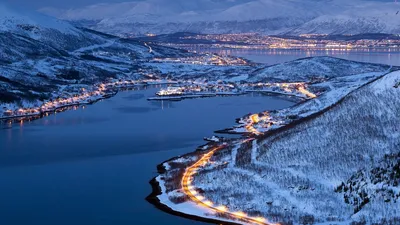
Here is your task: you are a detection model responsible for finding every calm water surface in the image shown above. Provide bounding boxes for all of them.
[195,48,400,66]
[0,87,293,225]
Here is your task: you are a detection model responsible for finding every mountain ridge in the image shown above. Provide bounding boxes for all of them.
[40,0,400,36]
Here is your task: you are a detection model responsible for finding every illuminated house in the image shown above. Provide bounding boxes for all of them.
[156,87,184,96]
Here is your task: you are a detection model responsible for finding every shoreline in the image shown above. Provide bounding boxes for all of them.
[146,179,242,225]
[147,91,305,102]
[147,92,243,101]
[1,78,304,125]
[146,157,242,225]
[145,69,395,225]
[146,142,245,225]
[0,92,116,123]
[0,79,304,127]
[145,102,341,224]
[167,45,400,52]
[0,80,175,125]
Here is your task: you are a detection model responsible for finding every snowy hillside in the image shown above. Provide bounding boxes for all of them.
[40,0,400,36]
[0,4,190,108]
[0,4,77,34]
[292,2,400,35]
[191,70,400,224]
[336,153,400,214]
[144,56,392,83]
[247,56,391,82]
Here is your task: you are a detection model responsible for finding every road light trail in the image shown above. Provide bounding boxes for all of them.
[144,42,153,53]
[181,141,279,225]
[181,83,316,222]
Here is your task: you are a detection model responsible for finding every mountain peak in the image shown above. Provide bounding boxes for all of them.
[0,3,77,34]
[37,0,400,36]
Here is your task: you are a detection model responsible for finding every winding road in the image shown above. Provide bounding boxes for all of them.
[181,141,277,225]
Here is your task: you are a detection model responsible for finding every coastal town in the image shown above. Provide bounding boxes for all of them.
[1,77,317,124]
[0,48,253,123]
[159,33,400,50]
[150,54,249,66]
[1,46,325,125]
[149,81,317,101]
[0,78,176,123]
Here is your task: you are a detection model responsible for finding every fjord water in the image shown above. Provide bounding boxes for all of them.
[0,87,293,225]
[197,48,400,66]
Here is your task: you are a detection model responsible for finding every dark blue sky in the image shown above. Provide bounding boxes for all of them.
[3,0,395,9]
[5,0,137,9]
[3,0,132,9]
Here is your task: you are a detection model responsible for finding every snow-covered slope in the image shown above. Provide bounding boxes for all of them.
[0,4,189,107]
[191,70,400,224]
[256,71,400,223]
[248,56,391,82]
[336,153,400,214]
[40,0,400,36]
[144,56,392,83]
[292,1,400,35]
[0,4,77,34]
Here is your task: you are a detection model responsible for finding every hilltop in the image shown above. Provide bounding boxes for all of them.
[189,69,400,224]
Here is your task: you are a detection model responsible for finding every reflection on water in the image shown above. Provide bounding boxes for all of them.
[194,48,400,66]
[114,106,160,113]
[122,93,146,101]
[148,99,174,110]
[40,116,111,127]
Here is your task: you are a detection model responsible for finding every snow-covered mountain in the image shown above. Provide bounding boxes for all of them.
[247,56,391,82]
[0,3,188,106]
[1,2,398,116]
[40,0,400,36]
[149,61,400,224]
[184,69,400,225]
